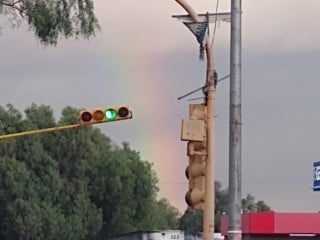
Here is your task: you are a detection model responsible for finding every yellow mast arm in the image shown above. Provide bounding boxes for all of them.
[0,123,82,141]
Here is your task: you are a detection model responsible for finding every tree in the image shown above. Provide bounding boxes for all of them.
[179,208,202,235]
[142,198,180,231]
[0,104,102,239]
[0,104,180,239]
[154,198,180,229]
[214,181,228,231]
[0,0,100,45]
[242,194,271,212]
[179,181,272,235]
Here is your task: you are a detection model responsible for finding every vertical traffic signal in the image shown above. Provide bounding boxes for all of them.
[79,106,132,124]
[181,103,207,210]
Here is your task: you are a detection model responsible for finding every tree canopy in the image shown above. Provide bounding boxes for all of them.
[0,0,100,45]
[0,104,179,240]
[0,103,273,238]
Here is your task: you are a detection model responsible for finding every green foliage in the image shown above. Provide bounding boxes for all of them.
[179,181,272,235]
[155,198,180,229]
[214,181,228,231]
[0,0,100,45]
[0,104,179,239]
[141,198,180,231]
[242,194,271,212]
[179,209,202,235]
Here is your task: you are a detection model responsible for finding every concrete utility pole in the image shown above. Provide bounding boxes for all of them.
[228,0,242,240]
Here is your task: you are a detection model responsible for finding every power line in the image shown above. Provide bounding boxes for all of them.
[211,0,220,46]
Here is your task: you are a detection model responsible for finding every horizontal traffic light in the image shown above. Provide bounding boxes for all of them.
[79,106,132,124]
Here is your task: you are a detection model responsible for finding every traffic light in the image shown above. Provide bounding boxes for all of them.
[181,103,207,210]
[79,106,132,124]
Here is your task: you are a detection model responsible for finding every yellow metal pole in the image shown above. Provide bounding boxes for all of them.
[204,41,215,240]
[174,1,215,240]
[0,124,83,141]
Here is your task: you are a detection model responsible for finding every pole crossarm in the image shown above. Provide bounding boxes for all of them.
[172,12,231,23]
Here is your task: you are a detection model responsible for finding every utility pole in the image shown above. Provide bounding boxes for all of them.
[173,2,215,240]
[173,2,226,240]
[228,0,242,240]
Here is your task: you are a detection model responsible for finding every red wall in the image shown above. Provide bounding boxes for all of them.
[221,212,320,236]
[221,212,275,235]
[244,212,274,233]
[275,213,320,234]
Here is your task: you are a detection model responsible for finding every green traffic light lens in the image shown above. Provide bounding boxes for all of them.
[105,109,117,120]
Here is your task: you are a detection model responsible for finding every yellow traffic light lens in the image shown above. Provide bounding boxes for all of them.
[118,107,129,118]
[105,109,117,120]
[81,111,92,122]
[93,110,104,121]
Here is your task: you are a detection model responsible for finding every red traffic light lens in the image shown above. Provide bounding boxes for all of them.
[81,111,92,122]
[93,110,104,121]
[118,107,129,118]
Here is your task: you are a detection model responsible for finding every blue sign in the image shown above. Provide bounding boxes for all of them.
[313,161,320,191]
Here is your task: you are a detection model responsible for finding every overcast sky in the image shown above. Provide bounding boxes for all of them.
[1,0,320,213]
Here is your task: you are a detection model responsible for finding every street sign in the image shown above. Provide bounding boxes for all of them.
[313,161,320,191]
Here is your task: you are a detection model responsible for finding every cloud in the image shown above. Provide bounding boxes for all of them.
[243,0,320,52]
[1,0,320,214]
